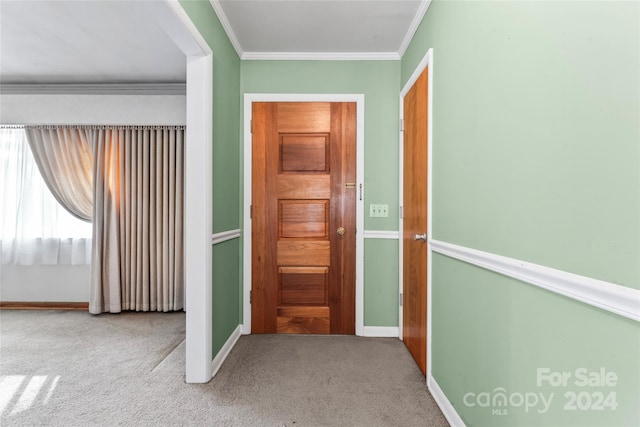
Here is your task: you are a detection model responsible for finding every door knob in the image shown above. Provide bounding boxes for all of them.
[414,233,427,241]
[337,227,345,236]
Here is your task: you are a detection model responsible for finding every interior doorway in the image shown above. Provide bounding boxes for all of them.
[399,49,434,378]
[243,94,365,336]
[250,102,357,334]
[155,0,213,383]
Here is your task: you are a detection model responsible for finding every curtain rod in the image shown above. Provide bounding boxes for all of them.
[1,124,186,130]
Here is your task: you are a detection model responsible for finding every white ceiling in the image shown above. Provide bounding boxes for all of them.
[0,0,186,85]
[0,0,429,85]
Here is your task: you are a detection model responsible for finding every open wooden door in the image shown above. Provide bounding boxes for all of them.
[402,67,429,375]
[251,102,356,335]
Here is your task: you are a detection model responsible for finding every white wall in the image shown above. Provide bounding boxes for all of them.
[0,94,186,125]
[0,265,91,302]
[0,94,185,302]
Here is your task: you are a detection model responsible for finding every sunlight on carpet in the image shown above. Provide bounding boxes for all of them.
[0,375,60,417]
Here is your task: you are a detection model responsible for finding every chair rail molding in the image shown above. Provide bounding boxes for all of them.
[211,229,242,245]
[363,230,399,239]
[431,239,640,323]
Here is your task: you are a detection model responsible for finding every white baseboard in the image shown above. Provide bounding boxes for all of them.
[361,326,399,337]
[428,375,466,427]
[210,324,242,378]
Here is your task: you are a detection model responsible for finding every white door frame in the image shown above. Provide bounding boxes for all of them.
[243,94,365,336]
[159,1,213,383]
[398,49,434,381]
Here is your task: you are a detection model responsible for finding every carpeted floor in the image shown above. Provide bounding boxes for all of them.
[0,310,448,426]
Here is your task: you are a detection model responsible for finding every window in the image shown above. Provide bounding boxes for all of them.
[0,128,92,265]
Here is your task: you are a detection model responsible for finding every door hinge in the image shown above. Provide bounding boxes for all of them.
[399,293,403,306]
[250,119,253,133]
[250,204,252,219]
[400,206,403,219]
[250,290,252,304]
[400,119,404,132]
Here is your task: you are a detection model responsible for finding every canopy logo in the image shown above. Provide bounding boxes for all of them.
[463,388,553,416]
[462,367,618,416]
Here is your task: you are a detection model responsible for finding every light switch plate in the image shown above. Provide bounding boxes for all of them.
[370,204,389,218]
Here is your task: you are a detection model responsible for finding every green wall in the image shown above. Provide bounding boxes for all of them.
[402,1,640,425]
[179,0,242,356]
[403,0,639,288]
[241,60,401,327]
[364,239,399,326]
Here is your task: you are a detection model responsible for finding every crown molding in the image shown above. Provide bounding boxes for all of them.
[398,0,432,58]
[241,51,401,61]
[208,0,244,58]
[0,83,186,95]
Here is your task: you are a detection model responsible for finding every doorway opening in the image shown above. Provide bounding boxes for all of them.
[156,0,213,383]
[243,94,365,336]
[399,49,434,379]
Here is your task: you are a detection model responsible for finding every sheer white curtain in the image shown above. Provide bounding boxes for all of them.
[0,128,92,265]
[25,127,93,221]
[90,126,184,314]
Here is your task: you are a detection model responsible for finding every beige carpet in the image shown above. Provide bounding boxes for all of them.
[0,310,448,426]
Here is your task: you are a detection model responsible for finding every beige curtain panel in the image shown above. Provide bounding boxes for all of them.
[90,127,185,314]
[25,127,93,221]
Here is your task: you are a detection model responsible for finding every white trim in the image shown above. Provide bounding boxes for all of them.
[363,230,399,240]
[426,50,434,386]
[210,325,243,378]
[184,53,213,384]
[243,93,365,336]
[431,239,640,323]
[241,52,400,61]
[362,326,399,337]
[208,0,244,58]
[163,0,214,384]
[0,83,185,95]
[397,0,433,58]
[428,376,466,427]
[400,49,433,99]
[244,94,365,103]
[398,49,434,379]
[149,1,210,56]
[211,229,242,245]
[242,96,253,333]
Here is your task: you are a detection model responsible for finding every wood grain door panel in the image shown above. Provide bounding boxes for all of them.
[280,134,329,173]
[279,266,328,306]
[252,102,356,335]
[279,200,329,239]
[403,67,429,375]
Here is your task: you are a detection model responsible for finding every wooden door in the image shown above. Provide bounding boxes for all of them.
[403,67,428,375]
[251,102,356,335]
